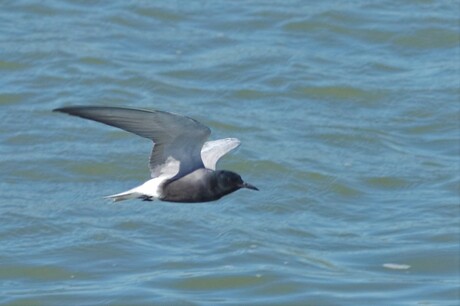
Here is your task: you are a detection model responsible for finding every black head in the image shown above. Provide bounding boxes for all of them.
[216,170,259,193]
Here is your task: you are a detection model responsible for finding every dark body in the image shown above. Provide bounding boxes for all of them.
[161,169,243,203]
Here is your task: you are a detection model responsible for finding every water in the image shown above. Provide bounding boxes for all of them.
[1,0,459,305]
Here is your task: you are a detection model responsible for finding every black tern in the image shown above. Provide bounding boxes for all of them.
[53,106,258,203]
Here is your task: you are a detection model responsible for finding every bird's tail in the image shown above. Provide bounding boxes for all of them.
[105,179,161,202]
[105,189,143,202]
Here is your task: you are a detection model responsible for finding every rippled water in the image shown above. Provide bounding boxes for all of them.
[1,1,459,305]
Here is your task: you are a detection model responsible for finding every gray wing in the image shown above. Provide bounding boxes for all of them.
[201,138,240,170]
[54,106,211,179]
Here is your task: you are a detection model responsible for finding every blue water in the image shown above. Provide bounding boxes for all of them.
[1,1,459,305]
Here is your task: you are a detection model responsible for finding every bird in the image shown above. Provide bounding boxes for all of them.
[53,106,258,203]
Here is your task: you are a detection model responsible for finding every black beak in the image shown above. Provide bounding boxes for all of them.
[242,182,259,191]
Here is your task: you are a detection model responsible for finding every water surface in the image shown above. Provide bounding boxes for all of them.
[1,1,459,305]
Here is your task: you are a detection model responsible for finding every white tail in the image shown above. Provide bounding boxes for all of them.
[104,178,163,202]
[105,191,143,202]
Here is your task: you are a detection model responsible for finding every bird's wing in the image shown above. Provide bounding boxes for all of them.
[54,106,211,179]
[200,138,240,170]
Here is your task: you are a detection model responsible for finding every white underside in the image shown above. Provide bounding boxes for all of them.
[105,177,166,202]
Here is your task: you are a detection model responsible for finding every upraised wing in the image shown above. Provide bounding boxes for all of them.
[201,138,240,170]
[53,106,211,180]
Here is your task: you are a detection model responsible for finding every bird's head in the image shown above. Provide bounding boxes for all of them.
[216,170,259,194]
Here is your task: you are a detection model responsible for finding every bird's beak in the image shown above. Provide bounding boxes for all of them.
[242,182,259,191]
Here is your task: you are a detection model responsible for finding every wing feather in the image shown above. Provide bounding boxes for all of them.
[201,138,240,170]
[54,106,211,179]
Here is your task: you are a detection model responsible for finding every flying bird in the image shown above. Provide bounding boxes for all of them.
[53,106,258,203]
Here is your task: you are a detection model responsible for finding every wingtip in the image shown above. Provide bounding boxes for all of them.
[52,106,77,114]
[53,106,102,117]
[227,137,241,146]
